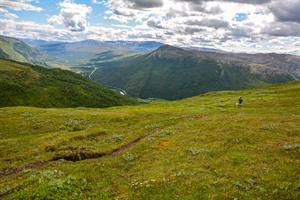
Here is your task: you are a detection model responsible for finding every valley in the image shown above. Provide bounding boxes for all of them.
[0,36,299,199]
[1,0,299,199]
[2,35,299,101]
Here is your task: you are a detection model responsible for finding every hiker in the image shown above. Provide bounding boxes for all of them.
[238,97,243,105]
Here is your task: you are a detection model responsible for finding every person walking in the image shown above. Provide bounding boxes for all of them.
[238,97,243,105]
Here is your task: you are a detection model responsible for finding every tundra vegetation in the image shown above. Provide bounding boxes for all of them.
[0,81,299,199]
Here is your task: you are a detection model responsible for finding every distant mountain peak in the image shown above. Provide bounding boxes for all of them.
[156,44,184,51]
[148,44,190,58]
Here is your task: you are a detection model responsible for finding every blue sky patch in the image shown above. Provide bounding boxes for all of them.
[234,13,248,22]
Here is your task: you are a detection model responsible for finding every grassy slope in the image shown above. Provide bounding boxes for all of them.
[93,47,294,100]
[0,36,72,69]
[0,59,137,108]
[0,36,48,65]
[0,81,299,199]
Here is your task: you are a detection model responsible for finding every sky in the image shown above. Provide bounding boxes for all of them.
[0,0,300,55]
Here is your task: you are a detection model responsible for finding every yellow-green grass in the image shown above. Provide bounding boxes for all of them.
[0,81,299,199]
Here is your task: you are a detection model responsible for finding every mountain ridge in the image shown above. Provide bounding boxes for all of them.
[24,38,162,66]
[0,35,48,66]
[91,44,299,100]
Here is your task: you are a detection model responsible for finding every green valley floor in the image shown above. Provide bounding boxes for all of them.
[0,81,299,199]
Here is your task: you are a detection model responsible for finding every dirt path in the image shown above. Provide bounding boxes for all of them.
[111,134,148,155]
[0,134,148,177]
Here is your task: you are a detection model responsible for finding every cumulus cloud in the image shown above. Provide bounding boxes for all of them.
[0,18,134,42]
[270,0,300,23]
[0,19,73,41]
[106,0,163,19]
[187,2,222,14]
[262,22,300,37]
[126,0,163,8]
[147,20,165,29]
[183,26,204,34]
[229,26,254,38]
[186,19,229,29]
[224,0,271,4]
[48,0,91,32]
[105,0,298,40]
[175,0,271,5]
[1,0,299,55]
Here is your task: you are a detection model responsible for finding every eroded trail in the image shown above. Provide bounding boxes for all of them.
[0,161,50,177]
[0,134,148,177]
[112,134,148,155]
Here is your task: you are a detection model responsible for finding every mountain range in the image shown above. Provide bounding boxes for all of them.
[0,35,74,70]
[25,39,162,66]
[90,45,300,100]
[1,35,300,101]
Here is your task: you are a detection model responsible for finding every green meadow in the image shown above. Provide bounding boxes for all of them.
[0,81,299,199]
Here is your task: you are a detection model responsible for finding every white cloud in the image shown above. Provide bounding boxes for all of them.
[0,0,42,20]
[98,0,300,55]
[1,0,299,55]
[91,0,104,4]
[0,19,73,41]
[0,8,18,19]
[0,0,43,11]
[48,0,92,32]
